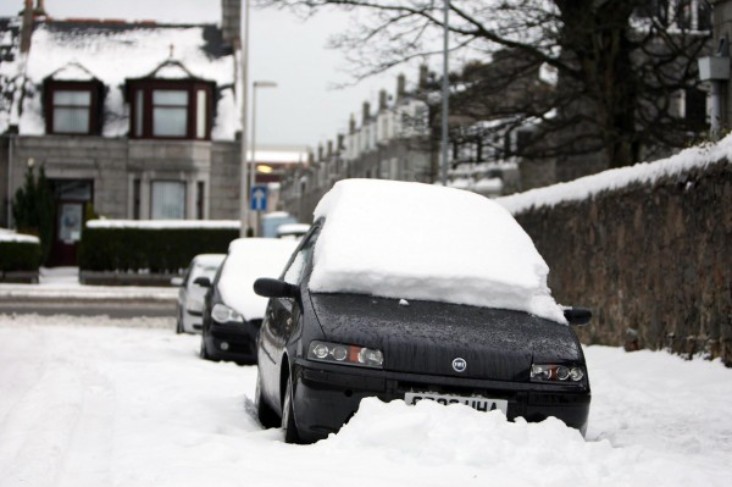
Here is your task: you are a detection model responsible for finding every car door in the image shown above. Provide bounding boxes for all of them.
[259,226,319,405]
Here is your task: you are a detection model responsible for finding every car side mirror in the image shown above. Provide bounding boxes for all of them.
[564,307,592,326]
[170,276,184,286]
[253,278,299,299]
[193,276,212,288]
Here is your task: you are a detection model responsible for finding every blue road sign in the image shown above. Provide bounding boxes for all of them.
[250,185,268,211]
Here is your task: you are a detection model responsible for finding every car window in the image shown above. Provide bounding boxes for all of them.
[282,227,319,285]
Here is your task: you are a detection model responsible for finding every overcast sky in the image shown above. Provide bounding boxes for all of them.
[0,0,408,148]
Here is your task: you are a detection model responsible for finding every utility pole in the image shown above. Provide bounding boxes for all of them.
[440,1,450,186]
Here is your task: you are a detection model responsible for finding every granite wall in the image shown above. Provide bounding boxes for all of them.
[514,158,732,365]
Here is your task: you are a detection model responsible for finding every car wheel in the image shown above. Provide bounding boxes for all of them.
[282,374,301,444]
[255,373,279,429]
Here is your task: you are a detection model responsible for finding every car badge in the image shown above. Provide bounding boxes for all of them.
[452,357,467,373]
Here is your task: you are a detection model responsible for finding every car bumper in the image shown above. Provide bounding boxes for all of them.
[291,359,590,443]
[204,322,259,363]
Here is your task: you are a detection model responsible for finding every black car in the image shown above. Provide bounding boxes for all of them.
[197,238,299,364]
[254,180,590,442]
[253,220,592,444]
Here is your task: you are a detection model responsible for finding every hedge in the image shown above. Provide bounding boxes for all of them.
[78,226,239,273]
[0,240,43,272]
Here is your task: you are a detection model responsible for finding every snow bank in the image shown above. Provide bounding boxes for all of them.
[498,135,732,214]
[87,219,240,230]
[310,179,565,323]
[0,228,40,244]
[218,238,298,320]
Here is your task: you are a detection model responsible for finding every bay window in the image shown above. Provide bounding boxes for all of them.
[127,79,214,140]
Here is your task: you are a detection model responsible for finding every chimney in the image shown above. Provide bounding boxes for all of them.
[396,74,406,101]
[418,65,429,89]
[337,134,345,151]
[317,143,324,161]
[349,114,356,134]
[327,140,333,157]
[20,0,33,54]
[362,101,370,124]
[221,0,241,47]
[33,0,46,16]
[379,90,388,111]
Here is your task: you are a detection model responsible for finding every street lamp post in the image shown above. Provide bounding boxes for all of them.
[250,80,278,235]
[239,0,251,237]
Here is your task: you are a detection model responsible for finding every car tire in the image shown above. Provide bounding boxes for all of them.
[282,374,301,444]
[255,373,279,429]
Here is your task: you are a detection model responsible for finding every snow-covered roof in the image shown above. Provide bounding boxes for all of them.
[0,18,238,138]
[218,238,299,321]
[310,179,565,323]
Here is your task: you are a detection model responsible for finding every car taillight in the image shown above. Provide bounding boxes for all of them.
[308,340,384,369]
[530,364,585,383]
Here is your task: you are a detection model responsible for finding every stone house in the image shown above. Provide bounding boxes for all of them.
[0,0,251,265]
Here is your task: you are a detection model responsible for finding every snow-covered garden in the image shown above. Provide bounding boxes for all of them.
[0,314,729,487]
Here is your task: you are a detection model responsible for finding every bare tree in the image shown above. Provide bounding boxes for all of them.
[258,0,711,170]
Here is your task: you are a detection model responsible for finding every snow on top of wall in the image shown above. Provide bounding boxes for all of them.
[498,136,732,215]
[8,20,238,138]
[0,228,40,244]
[218,238,299,321]
[87,219,240,230]
[310,179,566,323]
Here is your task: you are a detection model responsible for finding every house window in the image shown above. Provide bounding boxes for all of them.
[53,91,91,133]
[151,181,186,219]
[44,80,103,135]
[153,90,189,137]
[196,181,205,219]
[127,80,214,140]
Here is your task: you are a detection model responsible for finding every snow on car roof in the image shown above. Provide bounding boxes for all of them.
[310,179,566,323]
[218,238,299,321]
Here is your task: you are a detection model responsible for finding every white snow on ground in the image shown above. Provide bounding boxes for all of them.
[311,179,565,323]
[498,134,732,214]
[0,267,176,301]
[0,315,729,487]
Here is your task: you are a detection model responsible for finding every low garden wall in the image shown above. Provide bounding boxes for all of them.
[78,220,239,285]
[500,141,732,365]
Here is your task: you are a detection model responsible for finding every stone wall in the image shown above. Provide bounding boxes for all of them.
[514,159,732,365]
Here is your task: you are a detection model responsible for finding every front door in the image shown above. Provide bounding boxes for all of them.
[52,201,84,266]
[48,180,93,267]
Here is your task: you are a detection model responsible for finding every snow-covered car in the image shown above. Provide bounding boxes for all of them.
[253,179,592,444]
[197,238,299,364]
[173,254,226,334]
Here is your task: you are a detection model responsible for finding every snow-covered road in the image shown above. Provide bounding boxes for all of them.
[0,314,729,487]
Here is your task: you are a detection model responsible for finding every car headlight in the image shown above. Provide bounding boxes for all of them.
[211,303,244,324]
[308,340,384,369]
[186,298,204,314]
[530,364,585,383]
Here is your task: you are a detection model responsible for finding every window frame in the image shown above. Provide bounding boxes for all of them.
[44,80,103,136]
[127,79,215,141]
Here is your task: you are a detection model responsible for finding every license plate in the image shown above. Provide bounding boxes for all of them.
[404,392,508,414]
